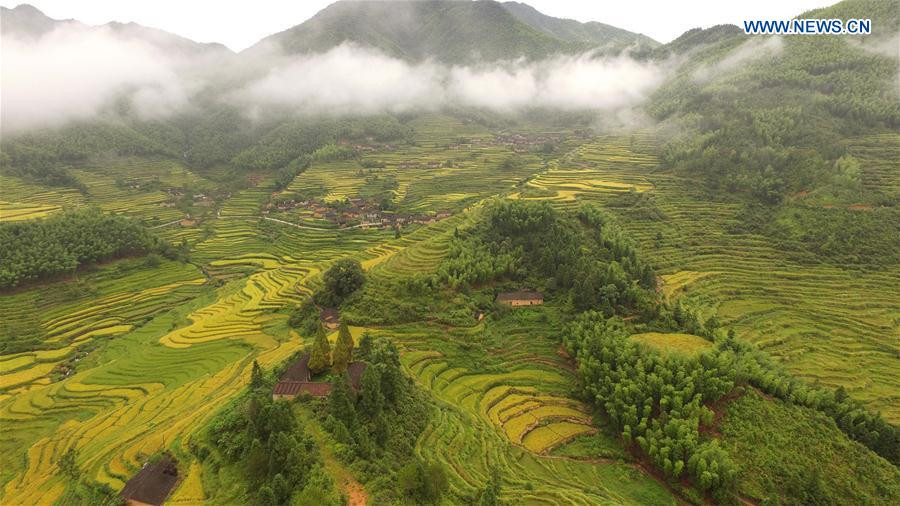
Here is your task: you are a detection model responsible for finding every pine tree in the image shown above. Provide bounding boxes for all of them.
[359,365,384,416]
[250,360,264,389]
[308,324,331,375]
[357,332,374,361]
[332,321,354,373]
[329,372,357,429]
[245,438,267,484]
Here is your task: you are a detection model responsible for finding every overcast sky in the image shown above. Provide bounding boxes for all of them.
[3,0,839,51]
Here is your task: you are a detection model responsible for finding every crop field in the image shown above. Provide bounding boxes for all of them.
[505,134,900,422]
[629,332,712,358]
[2,116,897,504]
[0,174,86,222]
[363,313,674,504]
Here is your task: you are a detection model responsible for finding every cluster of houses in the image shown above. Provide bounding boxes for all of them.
[160,188,224,208]
[448,133,569,153]
[265,196,452,229]
[396,160,446,169]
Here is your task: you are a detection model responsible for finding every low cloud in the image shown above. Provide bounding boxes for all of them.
[692,36,784,83]
[1,23,196,132]
[237,44,667,115]
[2,28,669,133]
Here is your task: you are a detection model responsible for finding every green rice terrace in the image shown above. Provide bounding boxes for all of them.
[1,115,898,505]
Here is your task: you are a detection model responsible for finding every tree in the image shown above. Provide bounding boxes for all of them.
[257,485,277,506]
[332,322,354,374]
[357,332,374,361]
[358,365,384,416]
[398,459,449,503]
[58,448,79,479]
[250,360,264,389]
[245,438,267,484]
[320,258,365,306]
[308,325,331,375]
[424,462,449,502]
[271,473,289,505]
[477,468,502,506]
[329,372,357,429]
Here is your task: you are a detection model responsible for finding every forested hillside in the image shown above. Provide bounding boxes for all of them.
[652,0,899,204]
[247,0,653,63]
[0,208,176,289]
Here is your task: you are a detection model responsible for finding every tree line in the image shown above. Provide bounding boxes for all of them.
[0,208,183,289]
[564,307,900,503]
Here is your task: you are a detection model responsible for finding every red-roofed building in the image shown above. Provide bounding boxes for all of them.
[272,353,366,401]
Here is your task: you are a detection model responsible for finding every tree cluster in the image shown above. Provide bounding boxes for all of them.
[436,201,656,314]
[564,313,738,499]
[203,377,338,505]
[0,208,176,289]
[322,336,438,503]
[314,258,366,308]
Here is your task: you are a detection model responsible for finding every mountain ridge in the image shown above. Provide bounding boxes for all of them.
[245,0,656,62]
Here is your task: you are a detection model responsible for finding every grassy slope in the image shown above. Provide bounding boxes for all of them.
[517,135,899,422]
[721,389,900,504]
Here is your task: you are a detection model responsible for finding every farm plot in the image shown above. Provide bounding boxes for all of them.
[516,134,900,422]
[387,325,671,505]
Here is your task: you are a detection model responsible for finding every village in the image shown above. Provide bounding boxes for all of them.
[264,195,452,229]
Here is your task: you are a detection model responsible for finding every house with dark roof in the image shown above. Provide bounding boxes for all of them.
[119,455,179,506]
[281,353,311,382]
[272,353,366,401]
[273,381,333,399]
[496,291,544,307]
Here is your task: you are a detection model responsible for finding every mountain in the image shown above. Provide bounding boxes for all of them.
[246,0,654,62]
[0,4,232,58]
[500,2,657,48]
[0,3,71,39]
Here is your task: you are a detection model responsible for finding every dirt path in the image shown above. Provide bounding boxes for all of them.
[149,219,182,229]
[295,407,368,506]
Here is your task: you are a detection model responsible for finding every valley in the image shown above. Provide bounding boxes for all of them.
[2,116,897,504]
[1,0,898,504]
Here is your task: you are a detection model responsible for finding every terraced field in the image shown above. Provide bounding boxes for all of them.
[2,119,896,504]
[0,174,86,222]
[506,134,900,422]
[362,312,673,504]
[629,332,712,358]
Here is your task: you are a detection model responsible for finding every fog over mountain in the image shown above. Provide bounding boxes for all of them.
[1,2,669,133]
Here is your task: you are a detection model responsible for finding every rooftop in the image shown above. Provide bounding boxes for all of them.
[273,381,333,397]
[496,291,543,301]
[281,353,311,382]
[320,307,340,323]
[119,455,179,506]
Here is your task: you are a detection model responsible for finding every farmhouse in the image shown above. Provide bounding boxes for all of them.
[272,353,367,401]
[320,307,340,330]
[496,291,544,306]
[119,455,179,506]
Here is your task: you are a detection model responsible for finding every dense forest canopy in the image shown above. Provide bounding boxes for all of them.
[437,200,657,313]
[650,0,900,205]
[0,208,177,289]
